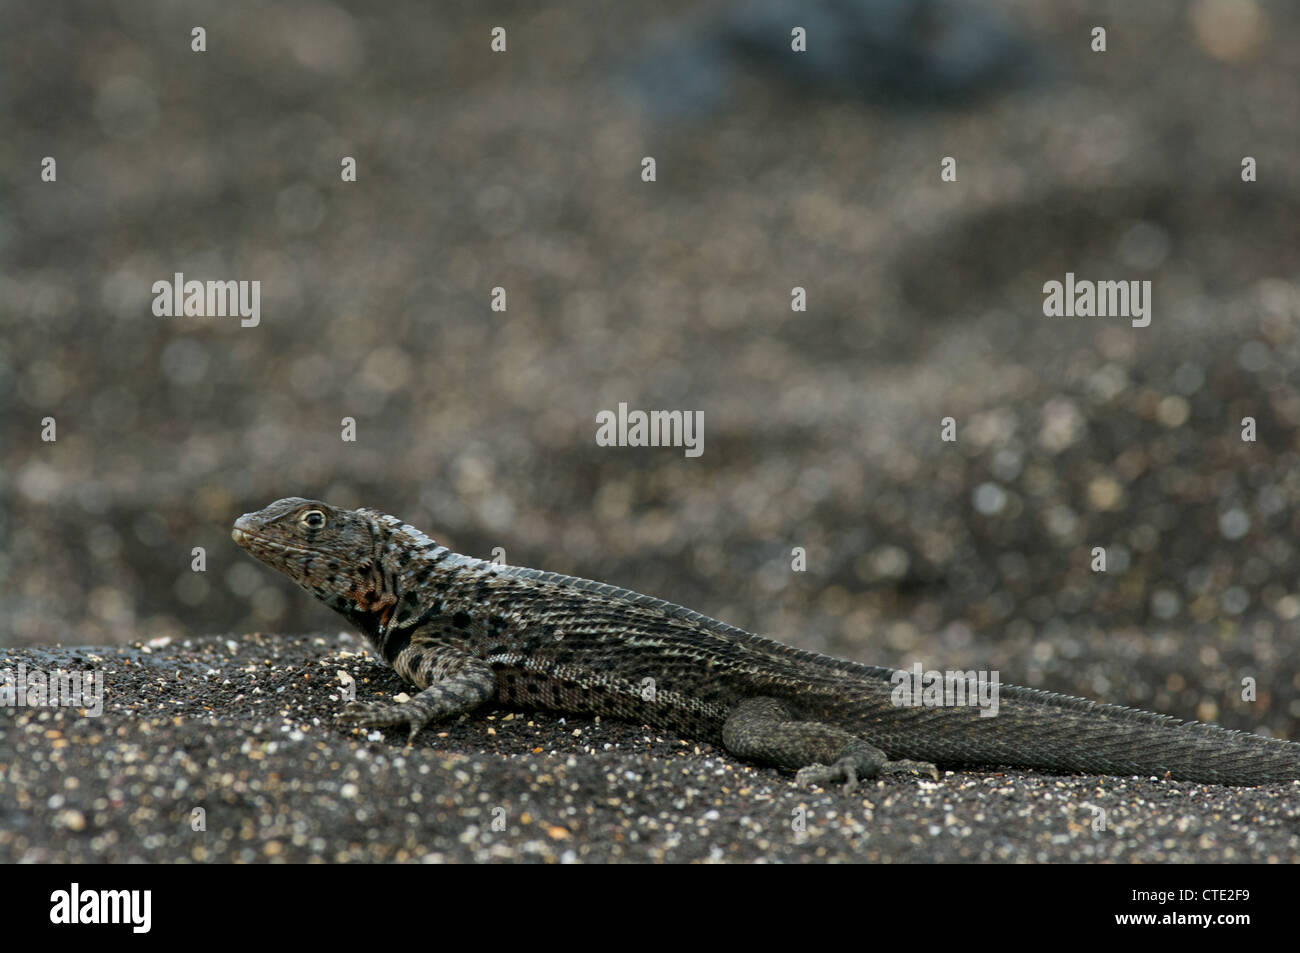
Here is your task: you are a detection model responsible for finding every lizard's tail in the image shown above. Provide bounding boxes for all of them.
[847,675,1300,785]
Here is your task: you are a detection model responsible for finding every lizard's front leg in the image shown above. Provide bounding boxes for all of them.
[337,641,495,743]
[722,697,939,793]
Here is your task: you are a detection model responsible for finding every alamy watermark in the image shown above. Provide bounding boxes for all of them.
[595,402,704,457]
[0,663,104,715]
[152,272,260,327]
[891,663,1000,717]
[50,883,150,933]
[1042,272,1151,327]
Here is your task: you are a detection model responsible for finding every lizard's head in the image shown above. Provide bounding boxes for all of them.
[232,497,392,614]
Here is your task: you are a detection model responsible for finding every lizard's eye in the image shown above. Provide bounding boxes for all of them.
[300,509,326,529]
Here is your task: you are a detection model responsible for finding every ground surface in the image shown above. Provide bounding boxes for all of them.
[3,635,1298,863]
[3,1,1300,863]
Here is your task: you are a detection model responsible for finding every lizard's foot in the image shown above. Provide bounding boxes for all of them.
[723,697,941,794]
[797,755,940,794]
[336,700,432,744]
[879,758,941,782]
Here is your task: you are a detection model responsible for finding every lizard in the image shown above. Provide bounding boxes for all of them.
[232,497,1300,790]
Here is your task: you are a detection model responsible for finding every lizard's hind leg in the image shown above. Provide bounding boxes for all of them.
[722,697,939,793]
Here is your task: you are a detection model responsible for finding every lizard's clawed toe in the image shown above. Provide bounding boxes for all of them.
[335,701,377,726]
[880,758,941,781]
[796,758,863,794]
[336,700,435,743]
[795,763,831,790]
[336,701,369,720]
[796,753,939,793]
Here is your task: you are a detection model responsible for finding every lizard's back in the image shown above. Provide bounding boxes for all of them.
[468,562,1300,784]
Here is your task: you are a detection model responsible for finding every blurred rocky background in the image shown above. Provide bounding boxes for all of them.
[3,1,1299,737]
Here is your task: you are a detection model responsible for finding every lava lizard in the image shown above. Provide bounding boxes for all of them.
[232,497,1300,790]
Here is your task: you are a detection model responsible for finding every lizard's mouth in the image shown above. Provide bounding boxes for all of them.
[230,521,313,556]
[231,519,264,548]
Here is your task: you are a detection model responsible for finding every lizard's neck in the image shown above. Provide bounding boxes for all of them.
[337,514,463,653]
[337,508,505,655]
[319,513,417,647]
[335,598,386,644]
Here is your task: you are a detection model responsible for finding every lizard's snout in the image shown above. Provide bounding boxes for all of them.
[231,515,256,546]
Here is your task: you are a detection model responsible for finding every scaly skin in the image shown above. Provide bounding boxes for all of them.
[232,497,1300,791]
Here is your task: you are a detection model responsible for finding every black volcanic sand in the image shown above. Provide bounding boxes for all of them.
[2,634,1297,863]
